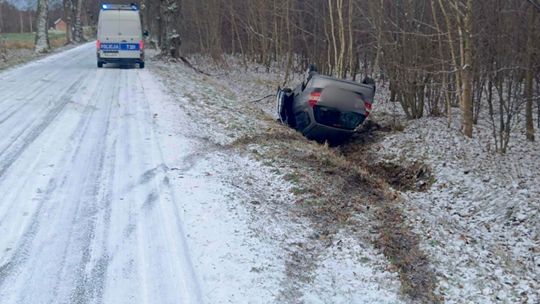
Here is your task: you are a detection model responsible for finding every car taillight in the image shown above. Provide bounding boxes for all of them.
[308,90,322,107]
[96,40,101,49]
[139,40,144,50]
[364,101,372,116]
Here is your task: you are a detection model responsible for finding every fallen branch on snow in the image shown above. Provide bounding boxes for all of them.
[250,94,274,103]
[179,56,212,76]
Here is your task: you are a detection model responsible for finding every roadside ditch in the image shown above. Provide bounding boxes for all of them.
[152,58,442,303]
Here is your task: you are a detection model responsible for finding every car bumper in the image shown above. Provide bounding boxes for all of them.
[97,52,144,64]
[98,58,143,64]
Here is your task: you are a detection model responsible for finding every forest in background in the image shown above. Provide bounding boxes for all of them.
[141,0,540,152]
[1,0,540,153]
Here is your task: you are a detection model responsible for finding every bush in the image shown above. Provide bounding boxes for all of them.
[0,37,6,62]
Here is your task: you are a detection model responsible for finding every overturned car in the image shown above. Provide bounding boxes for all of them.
[276,65,376,143]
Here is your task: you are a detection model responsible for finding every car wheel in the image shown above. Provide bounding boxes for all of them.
[140,62,145,69]
[97,62,103,68]
[276,90,286,123]
[362,76,376,88]
[276,88,292,124]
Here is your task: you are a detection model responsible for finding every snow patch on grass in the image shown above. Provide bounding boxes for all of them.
[181,56,538,303]
[148,55,407,303]
[370,85,540,303]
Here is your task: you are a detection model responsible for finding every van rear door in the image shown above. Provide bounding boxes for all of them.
[98,10,142,59]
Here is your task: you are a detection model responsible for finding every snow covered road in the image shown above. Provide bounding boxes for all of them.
[0,43,204,303]
[0,43,407,304]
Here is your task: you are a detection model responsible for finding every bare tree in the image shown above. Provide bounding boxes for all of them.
[0,0,4,33]
[525,5,537,141]
[19,10,23,33]
[459,0,474,137]
[134,0,538,152]
[34,0,50,53]
[158,0,181,57]
[63,0,73,44]
[73,0,85,42]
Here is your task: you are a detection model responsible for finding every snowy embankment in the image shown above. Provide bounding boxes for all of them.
[177,55,539,304]
[0,42,76,72]
[0,44,407,303]
[370,91,539,303]
[150,54,406,303]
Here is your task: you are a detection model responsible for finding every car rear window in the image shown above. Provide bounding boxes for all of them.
[313,105,365,130]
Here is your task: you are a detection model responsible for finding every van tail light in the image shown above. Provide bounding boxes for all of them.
[308,89,323,107]
[96,40,101,49]
[364,101,372,116]
[139,40,144,50]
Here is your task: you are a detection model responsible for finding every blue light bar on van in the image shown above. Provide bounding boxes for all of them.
[100,4,139,11]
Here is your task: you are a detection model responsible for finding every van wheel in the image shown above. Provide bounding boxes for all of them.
[97,62,103,68]
[139,62,145,69]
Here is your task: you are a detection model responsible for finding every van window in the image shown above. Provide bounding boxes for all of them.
[100,20,118,36]
[99,12,141,38]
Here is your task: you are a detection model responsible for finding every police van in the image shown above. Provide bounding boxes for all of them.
[96,4,146,68]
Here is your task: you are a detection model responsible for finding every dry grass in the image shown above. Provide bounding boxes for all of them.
[0,32,66,50]
[152,60,441,302]
[229,125,441,303]
[2,37,66,50]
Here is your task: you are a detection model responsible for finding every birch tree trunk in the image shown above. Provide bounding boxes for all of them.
[0,35,5,62]
[347,0,354,79]
[63,0,73,44]
[159,0,180,58]
[336,0,346,78]
[328,0,338,76]
[34,0,50,54]
[73,0,84,43]
[140,0,148,32]
[28,12,33,33]
[0,1,4,33]
[0,0,4,61]
[439,0,460,108]
[19,11,23,33]
[525,7,536,141]
[431,0,451,127]
[459,0,474,137]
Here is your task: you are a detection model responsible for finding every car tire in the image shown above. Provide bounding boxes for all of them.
[362,76,376,88]
[140,62,145,69]
[97,62,103,68]
[276,90,286,123]
[276,88,292,124]
[362,77,376,94]
[362,77,375,85]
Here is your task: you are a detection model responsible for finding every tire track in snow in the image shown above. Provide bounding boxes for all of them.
[66,71,119,304]
[0,73,87,180]
[0,67,112,303]
[0,48,89,126]
[138,72,202,303]
[0,44,205,304]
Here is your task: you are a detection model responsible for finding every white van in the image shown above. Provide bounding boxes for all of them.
[96,4,145,68]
